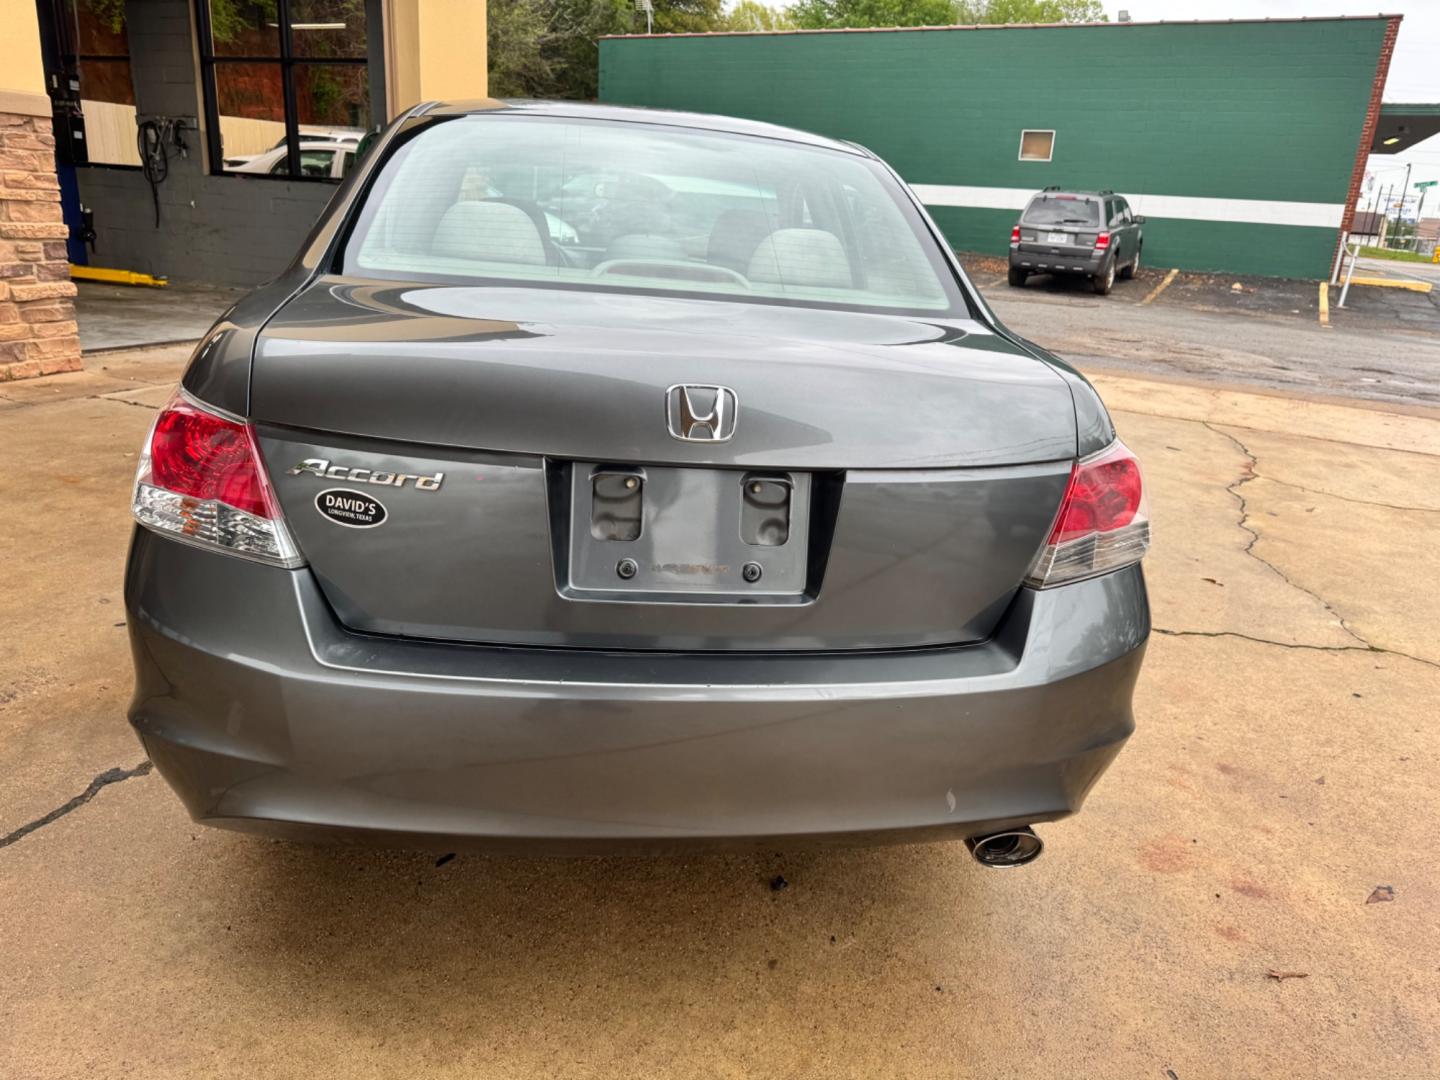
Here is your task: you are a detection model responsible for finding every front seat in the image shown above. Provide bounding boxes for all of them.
[747,228,852,290]
[431,200,549,265]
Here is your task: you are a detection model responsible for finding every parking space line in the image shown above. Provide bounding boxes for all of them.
[1140,267,1179,305]
[1347,276,1433,293]
[1319,281,1329,327]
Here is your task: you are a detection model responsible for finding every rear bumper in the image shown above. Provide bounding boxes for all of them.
[1010,246,1105,275]
[125,528,1148,853]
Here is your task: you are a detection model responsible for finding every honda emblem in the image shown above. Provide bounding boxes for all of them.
[666,384,738,442]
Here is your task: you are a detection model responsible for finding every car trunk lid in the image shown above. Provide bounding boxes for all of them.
[251,279,1077,651]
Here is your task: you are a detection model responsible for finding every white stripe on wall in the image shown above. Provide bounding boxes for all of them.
[909,184,1344,229]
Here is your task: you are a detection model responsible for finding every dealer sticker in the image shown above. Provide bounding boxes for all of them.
[315,488,387,529]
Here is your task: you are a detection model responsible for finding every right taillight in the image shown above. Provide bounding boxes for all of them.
[1026,440,1149,588]
[132,389,303,567]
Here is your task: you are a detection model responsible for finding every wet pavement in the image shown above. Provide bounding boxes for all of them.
[74,280,245,352]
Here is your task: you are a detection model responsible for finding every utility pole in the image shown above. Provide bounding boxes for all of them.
[1400,162,1413,249]
[1378,185,1393,247]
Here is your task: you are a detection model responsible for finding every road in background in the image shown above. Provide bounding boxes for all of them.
[974,265,1440,409]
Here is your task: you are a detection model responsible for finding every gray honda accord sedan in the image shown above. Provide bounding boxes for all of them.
[126,101,1149,866]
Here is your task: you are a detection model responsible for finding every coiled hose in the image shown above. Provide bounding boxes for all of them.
[137,118,187,228]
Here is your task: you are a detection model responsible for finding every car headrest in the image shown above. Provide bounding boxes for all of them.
[707,209,773,273]
[431,200,547,265]
[747,228,851,289]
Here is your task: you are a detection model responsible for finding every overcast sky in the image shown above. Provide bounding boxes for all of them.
[1103,1,1440,195]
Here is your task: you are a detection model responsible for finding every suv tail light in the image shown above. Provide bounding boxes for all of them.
[1026,440,1149,588]
[132,389,303,567]
[1010,225,1020,243]
[1094,231,1111,251]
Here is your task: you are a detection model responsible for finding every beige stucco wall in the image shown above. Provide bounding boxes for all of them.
[0,0,49,115]
[386,0,489,115]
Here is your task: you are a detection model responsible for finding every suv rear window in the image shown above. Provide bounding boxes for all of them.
[1023,196,1100,228]
[342,115,958,315]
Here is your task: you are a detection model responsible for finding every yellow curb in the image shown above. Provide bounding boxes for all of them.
[1347,276,1432,293]
[70,265,169,288]
[1318,281,1329,327]
[1140,266,1179,305]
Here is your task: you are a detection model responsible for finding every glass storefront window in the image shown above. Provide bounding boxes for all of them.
[198,0,372,180]
[69,0,139,166]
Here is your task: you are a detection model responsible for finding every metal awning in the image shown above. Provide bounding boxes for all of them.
[1372,103,1440,154]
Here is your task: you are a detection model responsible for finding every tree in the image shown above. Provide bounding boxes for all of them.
[650,0,728,35]
[489,0,741,100]
[487,0,556,98]
[488,0,632,100]
[490,0,1107,105]
[207,0,280,43]
[552,0,636,98]
[957,0,1106,22]
[787,0,1106,29]
[724,1,796,32]
[787,0,955,30]
[83,0,127,32]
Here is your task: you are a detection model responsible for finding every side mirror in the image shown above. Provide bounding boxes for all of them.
[1134,215,1147,225]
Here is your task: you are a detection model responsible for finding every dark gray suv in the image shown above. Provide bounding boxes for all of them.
[1009,189,1145,295]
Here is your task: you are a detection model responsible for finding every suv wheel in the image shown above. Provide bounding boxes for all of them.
[1092,255,1115,295]
[1120,244,1140,280]
[1008,267,1027,287]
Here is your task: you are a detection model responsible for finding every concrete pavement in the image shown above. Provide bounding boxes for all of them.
[3,341,1438,1079]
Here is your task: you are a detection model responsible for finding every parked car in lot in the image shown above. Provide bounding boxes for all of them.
[222,125,366,169]
[1009,188,1145,294]
[225,140,358,179]
[126,102,1150,866]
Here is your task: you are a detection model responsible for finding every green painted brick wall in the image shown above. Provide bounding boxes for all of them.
[599,20,1388,278]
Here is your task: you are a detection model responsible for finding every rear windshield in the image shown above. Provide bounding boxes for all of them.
[1023,196,1101,227]
[342,115,957,314]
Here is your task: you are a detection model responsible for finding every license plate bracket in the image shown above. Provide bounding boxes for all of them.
[566,464,811,598]
[1045,231,1070,245]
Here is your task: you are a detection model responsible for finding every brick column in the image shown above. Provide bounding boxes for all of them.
[1333,16,1402,276]
[0,111,81,381]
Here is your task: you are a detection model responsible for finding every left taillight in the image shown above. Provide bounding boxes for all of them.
[132,389,303,567]
[1026,440,1149,588]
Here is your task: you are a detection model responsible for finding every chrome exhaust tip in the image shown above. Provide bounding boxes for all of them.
[965,827,1043,867]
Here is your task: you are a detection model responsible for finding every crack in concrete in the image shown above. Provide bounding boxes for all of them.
[88,394,161,411]
[1152,627,1440,670]
[0,386,168,412]
[0,761,153,851]
[1202,422,1373,649]
[1257,474,1440,514]
[1109,402,1440,461]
